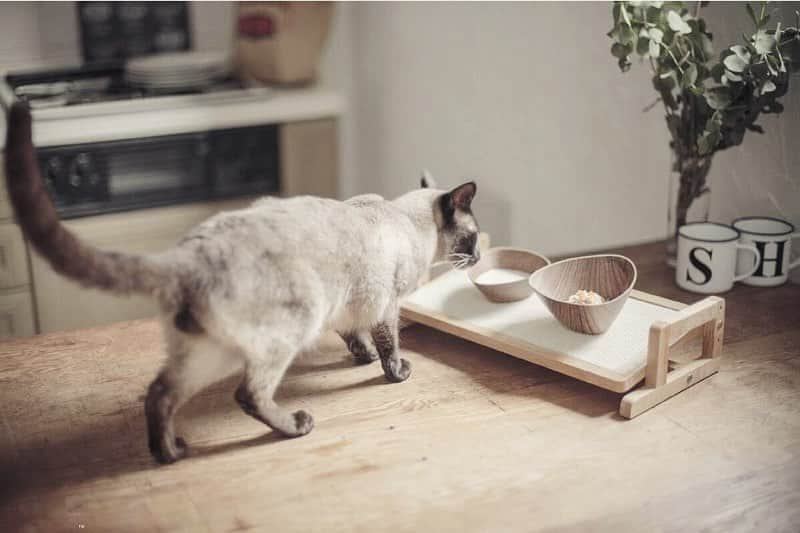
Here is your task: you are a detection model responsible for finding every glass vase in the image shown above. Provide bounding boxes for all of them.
[666,153,712,267]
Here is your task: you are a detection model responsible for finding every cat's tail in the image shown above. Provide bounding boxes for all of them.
[3,103,183,310]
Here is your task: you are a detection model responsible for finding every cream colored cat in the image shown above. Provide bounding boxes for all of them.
[4,103,481,463]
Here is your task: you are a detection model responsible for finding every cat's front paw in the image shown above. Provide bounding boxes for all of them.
[384,358,412,383]
[284,409,314,437]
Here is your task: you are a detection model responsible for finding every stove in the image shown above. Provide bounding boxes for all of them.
[0,63,294,218]
[1,62,274,121]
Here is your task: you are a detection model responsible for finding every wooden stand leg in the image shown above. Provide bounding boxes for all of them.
[620,297,725,419]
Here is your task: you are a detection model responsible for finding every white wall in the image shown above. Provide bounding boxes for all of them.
[348,2,672,256]
[0,2,44,70]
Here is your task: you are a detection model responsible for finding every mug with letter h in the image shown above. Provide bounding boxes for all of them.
[733,216,800,287]
[676,222,761,294]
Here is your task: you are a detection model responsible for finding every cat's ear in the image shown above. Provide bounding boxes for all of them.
[420,169,438,189]
[449,181,477,210]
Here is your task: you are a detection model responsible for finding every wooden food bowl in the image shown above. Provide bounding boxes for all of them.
[468,247,550,303]
[528,254,637,334]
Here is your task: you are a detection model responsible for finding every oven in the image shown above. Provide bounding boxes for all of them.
[37,124,280,219]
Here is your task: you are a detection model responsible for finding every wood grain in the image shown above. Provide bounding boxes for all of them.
[0,240,798,532]
[530,254,637,334]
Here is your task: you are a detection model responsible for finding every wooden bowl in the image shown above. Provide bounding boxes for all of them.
[528,254,637,335]
[468,247,550,303]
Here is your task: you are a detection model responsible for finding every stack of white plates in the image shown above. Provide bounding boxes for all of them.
[126,51,231,90]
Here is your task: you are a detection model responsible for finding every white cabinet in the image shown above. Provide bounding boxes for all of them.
[0,179,12,220]
[31,198,253,333]
[0,150,37,338]
[0,288,36,338]
[0,223,30,289]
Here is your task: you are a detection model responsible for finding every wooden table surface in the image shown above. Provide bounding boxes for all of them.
[1,241,799,532]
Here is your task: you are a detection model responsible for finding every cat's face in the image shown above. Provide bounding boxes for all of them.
[422,175,480,269]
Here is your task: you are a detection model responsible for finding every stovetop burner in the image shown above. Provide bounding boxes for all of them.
[5,62,247,110]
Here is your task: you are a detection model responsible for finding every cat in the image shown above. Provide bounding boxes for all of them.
[3,103,481,464]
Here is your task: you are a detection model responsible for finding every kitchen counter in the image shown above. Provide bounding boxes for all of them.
[1,241,798,531]
[0,86,344,148]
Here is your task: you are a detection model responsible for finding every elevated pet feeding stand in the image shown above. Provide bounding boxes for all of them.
[401,258,725,418]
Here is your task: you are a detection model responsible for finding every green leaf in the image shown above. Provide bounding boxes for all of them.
[618,56,632,72]
[666,10,681,30]
[667,10,691,34]
[711,62,725,82]
[761,79,777,94]
[705,89,731,110]
[723,53,748,72]
[619,24,636,45]
[637,36,651,56]
[649,27,664,43]
[611,42,632,59]
[730,45,751,61]
[725,70,744,82]
[650,38,661,57]
[753,30,776,54]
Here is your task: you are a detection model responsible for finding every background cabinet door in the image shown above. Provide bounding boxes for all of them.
[0,223,30,289]
[0,151,12,221]
[0,288,36,338]
[31,199,252,333]
[280,119,338,198]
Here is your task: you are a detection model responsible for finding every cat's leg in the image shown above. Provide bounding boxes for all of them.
[339,330,379,364]
[371,307,412,383]
[146,333,243,464]
[234,341,314,438]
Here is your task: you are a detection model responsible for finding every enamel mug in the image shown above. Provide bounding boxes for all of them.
[676,222,761,294]
[733,216,800,287]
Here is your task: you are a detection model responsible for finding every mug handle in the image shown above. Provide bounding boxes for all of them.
[733,243,761,282]
[788,232,800,270]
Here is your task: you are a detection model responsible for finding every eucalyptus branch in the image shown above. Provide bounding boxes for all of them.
[607,0,799,234]
[643,97,663,112]
[666,46,686,74]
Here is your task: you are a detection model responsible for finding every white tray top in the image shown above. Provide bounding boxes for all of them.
[402,269,679,392]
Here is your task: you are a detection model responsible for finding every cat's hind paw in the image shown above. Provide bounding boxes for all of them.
[151,436,188,464]
[384,358,412,383]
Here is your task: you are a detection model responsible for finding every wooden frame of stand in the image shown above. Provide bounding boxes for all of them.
[618,293,724,418]
[402,235,726,418]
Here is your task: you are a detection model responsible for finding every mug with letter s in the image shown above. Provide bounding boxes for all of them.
[732,216,800,287]
[676,222,761,294]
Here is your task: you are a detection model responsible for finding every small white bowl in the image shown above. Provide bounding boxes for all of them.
[468,247,550,303]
